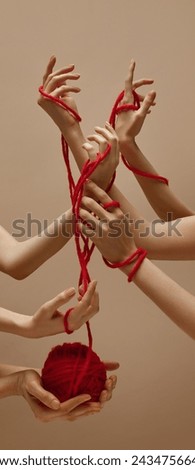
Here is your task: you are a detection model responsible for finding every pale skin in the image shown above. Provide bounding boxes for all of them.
[38,57,195,340]
[79,182,195,341]
[0,363,118,423]
[39,57,195,262]
[0,59,120,421]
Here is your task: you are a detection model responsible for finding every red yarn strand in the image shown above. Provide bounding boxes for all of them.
[109,89,168,185]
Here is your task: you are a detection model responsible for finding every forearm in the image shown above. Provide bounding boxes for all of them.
[120,139,194,221]
[0,365,40,399]
[2,209,74,279]
[109,191,195,260]
[0,307,32,337]
[60,121,87,172]
[121,258,195,339]
[0,364,27,398]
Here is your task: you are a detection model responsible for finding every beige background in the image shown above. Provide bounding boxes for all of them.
[0,0,195,450]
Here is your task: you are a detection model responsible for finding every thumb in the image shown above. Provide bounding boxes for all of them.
[103,362,120,371]
[44,288,76,315]
[29,379,60,410]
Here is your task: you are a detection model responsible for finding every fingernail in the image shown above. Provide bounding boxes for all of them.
[68,288,76,295]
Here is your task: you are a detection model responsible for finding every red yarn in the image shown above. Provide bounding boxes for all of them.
[39,86,114,400]
[103,248,147,282]
[64,308,74,335]
[42,343,106,402]
[109,89,169,185]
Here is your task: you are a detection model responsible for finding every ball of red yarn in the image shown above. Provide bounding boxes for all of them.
[41,342,107,402]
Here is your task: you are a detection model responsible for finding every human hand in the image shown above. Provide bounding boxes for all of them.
[99,361,119,405]
[37,56,81,130]
[79,181,136,263]
[26,280,99,338]
[115,60,156,145]
[17,369,101,422]
[82,123,119,191]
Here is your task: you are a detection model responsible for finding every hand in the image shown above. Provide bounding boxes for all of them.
[66,361,120,421]
[99,362,119,405]
[82,123,119,191]
[37,56,81,130]
[17,363,119,422]
[115,60,156,145]
[17,369,100,422]
[79,181,136,263]
[26,281,99,338]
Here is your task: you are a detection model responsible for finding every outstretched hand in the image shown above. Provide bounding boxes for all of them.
[38,56,81,129]
[26,280,99,338]
[115,59,156,143]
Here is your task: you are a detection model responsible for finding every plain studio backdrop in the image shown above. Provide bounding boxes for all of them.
[0,0,195,450]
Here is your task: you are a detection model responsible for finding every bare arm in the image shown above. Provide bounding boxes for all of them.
[0,280,100,338]
[0,209,74,279]
[116,60,195,221]
[79,183,195,340]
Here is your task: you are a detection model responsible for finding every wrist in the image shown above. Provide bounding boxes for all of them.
[119,137,140,157]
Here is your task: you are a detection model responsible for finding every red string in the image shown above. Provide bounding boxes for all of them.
[103,248,147,282]
[102,201,120,210]
[39,85,116,393]
[109,89,169,185]
[64,308,74,334]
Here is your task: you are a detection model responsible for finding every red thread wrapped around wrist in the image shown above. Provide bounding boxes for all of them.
[103,247,147,282]
[109,89,168,185]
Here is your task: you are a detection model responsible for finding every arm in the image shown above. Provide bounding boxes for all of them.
[0,209,74,279]
[38,56,119,188]
[79,183,195,340]
[0,280,100,338]
[115,60,195,221]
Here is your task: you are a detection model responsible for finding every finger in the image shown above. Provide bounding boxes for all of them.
[42,56,56,85]
[59,394,91,413]
[99,389,112,404]
[43,288,76,314]
[84,181,113,206]
[103,362,120,370]
[82,142,97,161]
[81,280,97,306]
[124,59,135,102]
[81,197,109,221]
[43,64,75,88]
[138,91,156,117]
[133,78,154,90]
[105,121,118,136]
[136,93,156,106]
[66,408,101,420]
[87,134,107,153]
[51,85,81,97]
[82,194,122,220]
[45,73,80,94]
[66,402,101,418]
[28,380,60,410]
[94,126,118,146]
